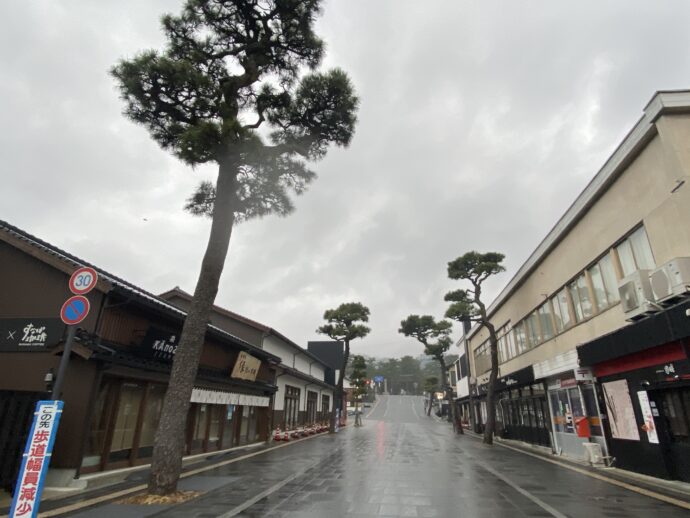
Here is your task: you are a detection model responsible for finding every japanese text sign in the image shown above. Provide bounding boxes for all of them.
[10,400,63,518]
[230,351,261,381]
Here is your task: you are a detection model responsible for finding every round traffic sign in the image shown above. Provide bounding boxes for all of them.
[69,267,98,295]
[60,295,91,325]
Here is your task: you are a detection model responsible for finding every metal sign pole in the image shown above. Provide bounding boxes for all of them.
[51,325,75,400]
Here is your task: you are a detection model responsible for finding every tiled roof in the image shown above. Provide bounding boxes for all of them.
[0,219,280,364]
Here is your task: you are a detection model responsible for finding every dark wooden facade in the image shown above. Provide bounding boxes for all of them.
[0,224,279,480]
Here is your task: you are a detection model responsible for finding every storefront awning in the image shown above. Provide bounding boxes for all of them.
[191,388,270,407]
[578,298,690,366]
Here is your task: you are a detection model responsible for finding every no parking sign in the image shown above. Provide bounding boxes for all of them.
[59,296,90,326]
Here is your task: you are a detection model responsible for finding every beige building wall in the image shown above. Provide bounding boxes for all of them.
[468,96,690,382]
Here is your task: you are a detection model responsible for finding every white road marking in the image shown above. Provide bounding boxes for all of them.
[33,434,328,517]
[476,461,568,518]
[217,459,322,517]
[365,397,382,418]
[495,441,690,511]
[464,431,690,511]
[411,397,420,420]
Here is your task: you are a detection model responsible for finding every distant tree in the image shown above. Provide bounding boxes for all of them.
[317,302,370,432]
[445,251,505,444]
[111,0,358,495]
[423,376,439,417]
[350,355,368,426]
[399,315,454,421]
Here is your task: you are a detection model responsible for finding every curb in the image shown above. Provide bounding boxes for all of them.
[463,430,690,507]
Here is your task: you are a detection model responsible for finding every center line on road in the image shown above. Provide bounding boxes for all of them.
[476,461,568,518]
[217,459,322,518]
[411,397,420,420]
[365,396,382,418]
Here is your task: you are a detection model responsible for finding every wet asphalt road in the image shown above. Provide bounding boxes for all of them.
[66,395,688,518]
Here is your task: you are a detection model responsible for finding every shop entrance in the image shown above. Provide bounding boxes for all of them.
[501,395,550,447]
[651,385,690,482]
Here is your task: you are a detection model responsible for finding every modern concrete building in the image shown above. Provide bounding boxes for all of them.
[464,90,690,482]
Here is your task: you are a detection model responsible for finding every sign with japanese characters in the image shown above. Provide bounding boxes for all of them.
[10,400,64,518]
[0,319,65,352]
[230,351,261,381]
[141,327,179,362]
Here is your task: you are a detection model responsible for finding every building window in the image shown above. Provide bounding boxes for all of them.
[523,312,539,348]
[568,273,593,323]
[588,252,620,313]
[537,302,554,342]
[137,384,166,458]
[514,322,527,355]
[306,391,318,424]
[497,324,515,363]
[284,385,301,429]
[551,289,572,333]
[661,389,690,442]
[321,394,330,419]
[473,340,491,375]
[109,382,145,462]
[616,226,655,276]
[221,405,235,449]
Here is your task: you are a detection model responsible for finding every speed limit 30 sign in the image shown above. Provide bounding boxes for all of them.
[69,267,98,295]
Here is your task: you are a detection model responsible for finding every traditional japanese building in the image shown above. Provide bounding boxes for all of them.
[159,288,336,431]
[0,220,280,490]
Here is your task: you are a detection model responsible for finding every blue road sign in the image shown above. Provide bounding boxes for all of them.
[10,400,64,518]
[374,375,384,383]
[59,295,90,326]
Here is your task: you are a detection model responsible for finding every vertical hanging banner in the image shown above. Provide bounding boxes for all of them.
[10,400,64,518]
[637,391,659,444]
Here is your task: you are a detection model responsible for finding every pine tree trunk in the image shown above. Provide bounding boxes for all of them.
[148,162,238,495]
[483,325,499,445]
[331,340,349,433]
[437,357,453,425]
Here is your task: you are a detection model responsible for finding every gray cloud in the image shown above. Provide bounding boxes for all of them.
[3,1,690,358]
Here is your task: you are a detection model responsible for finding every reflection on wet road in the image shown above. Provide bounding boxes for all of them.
[66,395,689,517]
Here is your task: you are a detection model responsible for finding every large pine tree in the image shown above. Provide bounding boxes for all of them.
[112,0,358,495]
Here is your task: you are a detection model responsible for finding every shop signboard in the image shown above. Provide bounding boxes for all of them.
[0,319,65,352]
[10,400,63,518]
[141,327,179,362]
[574,367,594,382]
[477,365,534,394]
[231,351,261,381]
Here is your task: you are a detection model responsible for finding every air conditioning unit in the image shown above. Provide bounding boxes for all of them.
[649,257,690,304]
[618,270,657,321]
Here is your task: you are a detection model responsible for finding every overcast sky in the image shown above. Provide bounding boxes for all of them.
[2,1,690,358]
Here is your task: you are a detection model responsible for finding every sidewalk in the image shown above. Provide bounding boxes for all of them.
[0,431,332,518]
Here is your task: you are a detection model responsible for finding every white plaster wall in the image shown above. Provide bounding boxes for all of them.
[467,111,690,379]
[311,364,325,381]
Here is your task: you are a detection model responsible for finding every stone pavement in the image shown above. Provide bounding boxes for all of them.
[45,395,690,517]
